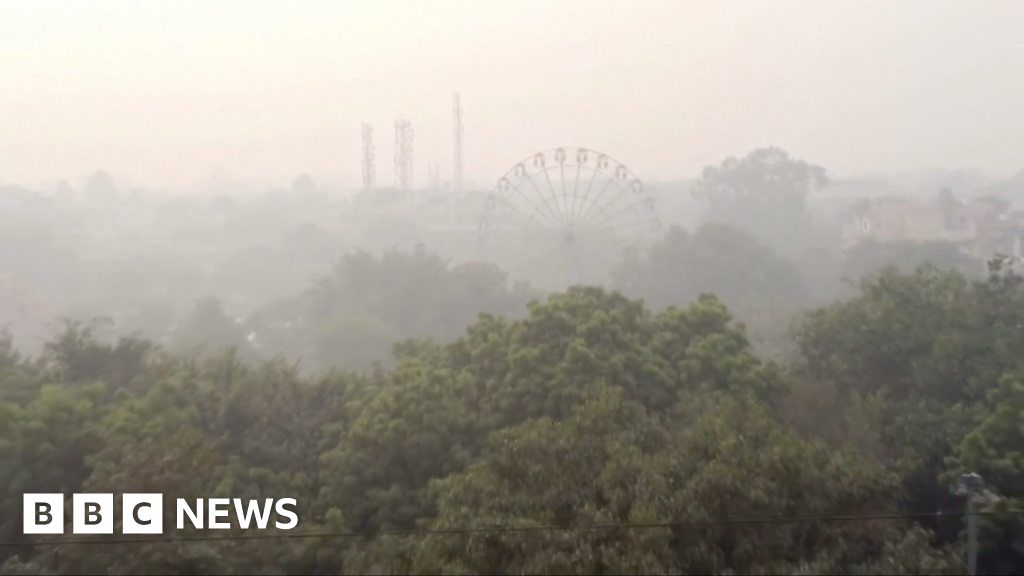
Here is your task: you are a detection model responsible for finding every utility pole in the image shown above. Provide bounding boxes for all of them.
[957,472,984,576]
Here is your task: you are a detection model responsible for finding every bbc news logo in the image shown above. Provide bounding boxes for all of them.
[23,494,298,534]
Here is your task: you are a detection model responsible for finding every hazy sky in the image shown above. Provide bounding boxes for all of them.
[1,0,1022,192]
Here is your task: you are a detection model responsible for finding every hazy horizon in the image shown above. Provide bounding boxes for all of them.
[2,0,1022,192]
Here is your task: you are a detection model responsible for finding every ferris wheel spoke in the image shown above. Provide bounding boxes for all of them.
[493,172,560,229]
[552,148,571,222]
[488,197,548,231]
[496,177,561,229]
[567,163,582,224]
[521,170,565,225]
[576,176,619,227]
[576,184,635,231]
[558,162,571,223]
[558,162,570,224]
[577,172,643,230]
[570,161,604,225]
[524,169,566,224]
[575,210,652,240]
[506,180,561,228]
[578,197,650,234]
[482,148,657,253]
[540,166,566,224]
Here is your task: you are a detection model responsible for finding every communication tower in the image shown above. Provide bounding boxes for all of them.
[394,119,414,190]
[452,92,464,192]
[361,123,375,190]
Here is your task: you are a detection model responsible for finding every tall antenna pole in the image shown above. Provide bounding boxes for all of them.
[394,119,414,191]
[452,92,463,192]
[361,122,375,191]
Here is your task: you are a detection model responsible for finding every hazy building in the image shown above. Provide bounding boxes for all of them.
[842,190,1024,260]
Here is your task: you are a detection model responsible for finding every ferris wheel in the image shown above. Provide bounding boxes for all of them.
[479,147,661,245]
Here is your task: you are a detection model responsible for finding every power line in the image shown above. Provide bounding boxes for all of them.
[4,509,1021,547]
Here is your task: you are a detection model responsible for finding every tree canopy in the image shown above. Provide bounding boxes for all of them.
[693,147,827,255]
[4,276,1000,574]
[246,248,535,372]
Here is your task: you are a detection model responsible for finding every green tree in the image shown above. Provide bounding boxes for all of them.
[945,375,1024,573]
[43,320,155,392]
[614,223,807,358]
[319,288,785,537]
[0,382,106,560]
[168,298,254,359]
[249,248,534,372]
[407,389,959,574]
[842,239,982,283]
[693,147,827,254]
[795,263,1024,572]
[615,223,806,312]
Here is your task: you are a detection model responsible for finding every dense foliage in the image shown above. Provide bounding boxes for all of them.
[613,223,808,357]
[8,264,1022,573]
[841,239,983,282]
[244,248,535,373]
[693,147,828,257]
[614,223,806,313]
[791,262,1024,573]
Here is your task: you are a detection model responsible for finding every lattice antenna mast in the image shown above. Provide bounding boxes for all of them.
[452,92,463,192]
[394,119,414,190]
[361,123,375,190]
